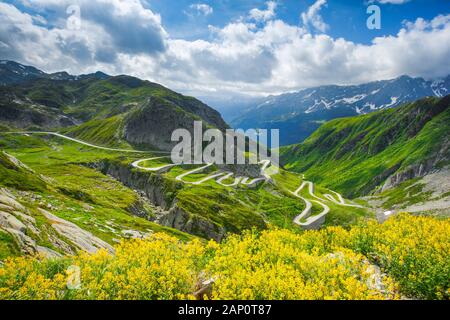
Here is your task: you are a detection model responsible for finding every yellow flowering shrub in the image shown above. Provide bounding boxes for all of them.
[206,230,398,300]
[0,256,69,299]
[347,214,450,300]
[0,233,203,300]
[0,214,448,300]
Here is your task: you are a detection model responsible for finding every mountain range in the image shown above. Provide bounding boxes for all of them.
[0,60,110,85]
[0,60,227,151]
[231,75,450,145]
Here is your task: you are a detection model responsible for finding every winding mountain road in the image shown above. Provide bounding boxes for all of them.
[291,181,330,229]
[131,157,176,172]
[2,131,364,230]
[2,131,169,154]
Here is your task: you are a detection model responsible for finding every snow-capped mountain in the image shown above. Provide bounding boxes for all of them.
[231,75,450,145]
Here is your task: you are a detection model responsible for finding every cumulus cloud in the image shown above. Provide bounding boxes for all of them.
[189,3,213,16]
[249,1,277,22]
[161,14,450,95]
[1,1,450,98]
[301,0,329,33]
[0,0,167,70]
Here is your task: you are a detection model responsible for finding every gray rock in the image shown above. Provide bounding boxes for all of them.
[0,193,27,212]
[157,207,225,242]
[381,139,449,192]
[37,246,62,258]
[124,97,228,152]
[0,211,27,233]
[39,208,115,254]
[4,227,37,255]
[121,229,152,239]
[98,161,227,241]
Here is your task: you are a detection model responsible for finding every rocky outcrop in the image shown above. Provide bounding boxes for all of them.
[96,160,176,209]
[0,93,76,129]
[0,186,114,256]
[219,163,262,179]
[0,211,27,233]
[38,208,115,254]
[156,207,225,242]
[127,197,155,220]
[381,139,449,192]
[124,97,227,152]
[96,160,226,241]
[0,188,60,257]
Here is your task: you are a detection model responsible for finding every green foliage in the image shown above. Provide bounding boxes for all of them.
[374,179,433,209]
[0,133,193,248]
[0,230,20,261]
[346,214,450,299]
[0,151,47,192]
[62,115,131,148]
[0,126,370,258]
[281,96,450,197]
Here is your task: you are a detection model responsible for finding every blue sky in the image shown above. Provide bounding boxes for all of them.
[148,0,449,43]
[0,0,449,98]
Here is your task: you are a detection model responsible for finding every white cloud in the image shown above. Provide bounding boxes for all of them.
[15,0,167,55]
[1,1,450,99]
[160,14,450,96]
[301,0,329,33]
[249,1,277,22]
[189,3,213,16]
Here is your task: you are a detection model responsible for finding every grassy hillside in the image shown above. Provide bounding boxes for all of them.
[0,132,371,254]
[0,134,195,260]
[281,96,450,197]
[0,75,227,144]
[0,150,47,192]
[62,115,131,148]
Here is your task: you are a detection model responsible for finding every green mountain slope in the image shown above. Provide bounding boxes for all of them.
[1,74,226,128]
[280,96,450,198]
[1,64,227,151]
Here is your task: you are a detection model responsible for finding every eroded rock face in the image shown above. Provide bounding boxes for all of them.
[97,161,226,241]
[124,97,228,152]
[0,189,27,212]
[0,188,39,255]
[96,161,173,209]
[0,211,27,233]
[381,139,450,192]
[0,98,77,129]
[219,163,262,179]
[156,207,225,242]
[38,209,115,254]
[0,186,113,257]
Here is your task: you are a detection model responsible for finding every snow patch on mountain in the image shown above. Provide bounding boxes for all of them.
[431,80,447,97]
[305,99,333,113]
[303,90,316,99]
[381,97,399,109]
[231,74,450,146]
[344,94,367,104]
